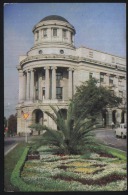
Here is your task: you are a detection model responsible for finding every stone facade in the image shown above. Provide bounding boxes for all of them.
[16,15,126,133]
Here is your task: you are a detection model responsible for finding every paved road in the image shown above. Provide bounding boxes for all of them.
[94,128,127,152]
[4,136,32,155]
[4,128,127,155]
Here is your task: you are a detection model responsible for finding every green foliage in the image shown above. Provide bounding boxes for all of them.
[41,103,99,155]
[10,146,43,192]
[4,116,7,128]
[8,114,17,134]
[73,78,122,119]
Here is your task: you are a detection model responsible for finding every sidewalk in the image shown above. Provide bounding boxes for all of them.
[4,143,18,156]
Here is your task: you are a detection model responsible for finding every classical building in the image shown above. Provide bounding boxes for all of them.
[16,15,126,133]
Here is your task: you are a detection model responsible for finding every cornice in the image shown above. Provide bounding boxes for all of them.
[20,54,126,72]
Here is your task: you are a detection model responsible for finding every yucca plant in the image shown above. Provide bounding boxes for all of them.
[41,102,99,155]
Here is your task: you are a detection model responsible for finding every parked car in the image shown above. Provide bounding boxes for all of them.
[115,123,127,138]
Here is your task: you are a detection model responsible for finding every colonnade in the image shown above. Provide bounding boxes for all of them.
[18,66,74,103]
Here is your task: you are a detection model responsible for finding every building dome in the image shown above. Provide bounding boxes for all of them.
[32,14,76,49]
[40,15,69,23]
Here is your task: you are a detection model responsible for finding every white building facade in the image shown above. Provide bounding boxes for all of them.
[16,15,126,133]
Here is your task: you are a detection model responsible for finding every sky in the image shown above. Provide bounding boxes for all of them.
[4,3,126,118]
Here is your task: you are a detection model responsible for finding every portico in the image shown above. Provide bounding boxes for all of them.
[18,66,74,103]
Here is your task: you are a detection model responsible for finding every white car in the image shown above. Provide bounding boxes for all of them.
[115,123,127,138]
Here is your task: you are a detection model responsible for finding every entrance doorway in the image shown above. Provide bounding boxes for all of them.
[121,110,126,123]
[102,109,108,127]
[112,110,117,125]
[32,109,43,124]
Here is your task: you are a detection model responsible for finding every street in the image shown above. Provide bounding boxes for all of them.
[4,128,127,156]
[4,136,31,155]
[94,128,127,151]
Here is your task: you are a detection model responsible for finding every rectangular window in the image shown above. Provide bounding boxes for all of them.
[63,29,67,38]
[42,87,45,99]
[56,87,62,99]
[109,76,113,85]
[43,29,47,37]
[89,72,93,79]
[53,28,57,36]
[100,74,104,83]
[56,72,63,80]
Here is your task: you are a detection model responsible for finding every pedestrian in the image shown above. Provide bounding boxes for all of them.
[111,122,114,129]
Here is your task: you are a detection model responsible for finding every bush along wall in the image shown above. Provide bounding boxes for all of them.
[10,146,43,192]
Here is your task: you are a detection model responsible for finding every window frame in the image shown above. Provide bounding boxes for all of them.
[63,29,67,38]
[53,28,57,37]
[56,87,62,99]
[56,72,63,80]
[100,74,104,83]
[109,76,114,85]
[89,72,93,79]
[43,29,47,37]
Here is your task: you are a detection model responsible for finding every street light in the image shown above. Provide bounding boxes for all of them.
[21,110,29,143]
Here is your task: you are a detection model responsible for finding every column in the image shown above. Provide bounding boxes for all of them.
[30,69,34,101]
[38,72,42,100]
[124,112,127,124]
[51,66,57,99]
[18,69,25,103]
[68,68,73,99]
[44,66,50,99]
[107,109,112,126]
[26,70,30,101]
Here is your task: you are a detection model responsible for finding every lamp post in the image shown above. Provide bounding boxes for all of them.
[22,111,29,143]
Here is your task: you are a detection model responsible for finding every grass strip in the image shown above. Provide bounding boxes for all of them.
[4,142,26,191]
[10,145,43,192]
[100,145,126,161]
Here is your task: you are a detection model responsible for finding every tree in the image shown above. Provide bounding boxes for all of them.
[4,117,7,128]
[8,114,17,135]
[40,103,99,155]
[72,78,122,120]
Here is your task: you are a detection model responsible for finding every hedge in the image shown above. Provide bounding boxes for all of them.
[10,146,43,192]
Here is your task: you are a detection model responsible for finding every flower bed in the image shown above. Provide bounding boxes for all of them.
[20,146,127,191]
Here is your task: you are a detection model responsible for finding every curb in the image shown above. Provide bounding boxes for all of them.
[4,143,18,156]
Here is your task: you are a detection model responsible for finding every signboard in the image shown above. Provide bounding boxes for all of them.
[22,111,29,120]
